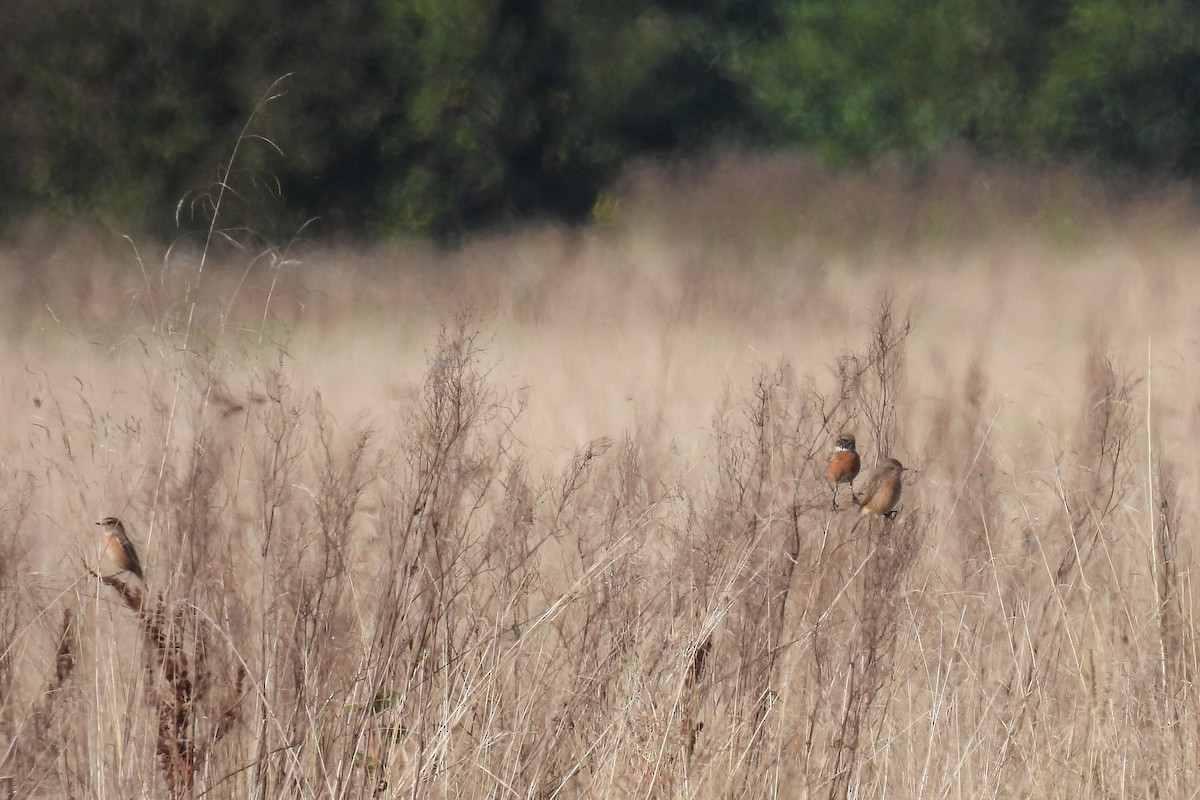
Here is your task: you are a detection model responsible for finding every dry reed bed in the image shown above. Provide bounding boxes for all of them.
[0,156,1198,797]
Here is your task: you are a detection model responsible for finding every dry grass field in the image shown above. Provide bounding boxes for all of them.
[1,153,1200,798]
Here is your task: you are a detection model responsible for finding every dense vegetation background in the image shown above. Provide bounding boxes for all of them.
[4,0,1199,240]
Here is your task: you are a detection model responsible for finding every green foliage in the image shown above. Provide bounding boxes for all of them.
[1,0,1199,241]
[742,0,1063,163]
[1032,0,1200,171]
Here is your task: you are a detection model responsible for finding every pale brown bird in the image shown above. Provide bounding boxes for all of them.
[852,458,907,528]
[96,517,144,581]
[825,434,861,510]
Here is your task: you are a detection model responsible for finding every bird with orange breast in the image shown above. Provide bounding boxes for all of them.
[96,516,144,582]
[851,458,907,532]
[825,434,861,510]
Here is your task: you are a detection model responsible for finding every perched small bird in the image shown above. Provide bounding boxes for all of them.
[825,434,861,510]
[96,517,144,581]
[852,458,907,530]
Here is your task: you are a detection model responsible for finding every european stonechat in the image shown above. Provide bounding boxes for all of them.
[826,434,861,509]
[852,458,907,528]
[96,517,144,581]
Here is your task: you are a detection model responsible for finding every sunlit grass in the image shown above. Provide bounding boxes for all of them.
[0,153,1197,798]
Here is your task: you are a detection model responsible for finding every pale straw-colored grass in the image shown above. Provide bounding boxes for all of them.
[0,153,1197,798]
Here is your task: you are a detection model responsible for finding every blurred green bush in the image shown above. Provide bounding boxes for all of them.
[2,0,1197,241]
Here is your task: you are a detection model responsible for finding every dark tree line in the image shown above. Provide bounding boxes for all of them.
[3,0,1199,241]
